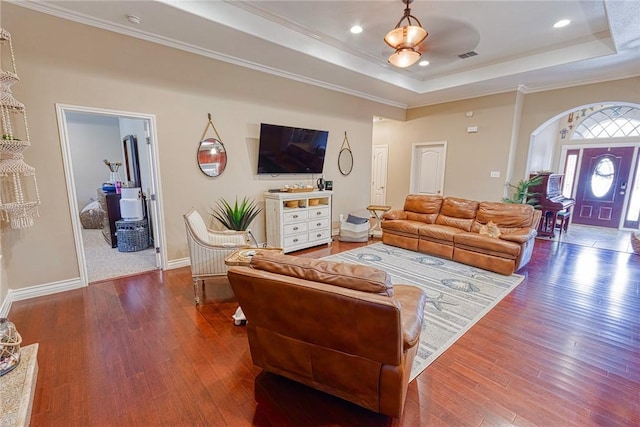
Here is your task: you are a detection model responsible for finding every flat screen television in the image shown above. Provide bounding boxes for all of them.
[257,123,328,174]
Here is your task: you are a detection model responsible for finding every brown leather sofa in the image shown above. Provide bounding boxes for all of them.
[381,195,541,275]
[227,252,427,418]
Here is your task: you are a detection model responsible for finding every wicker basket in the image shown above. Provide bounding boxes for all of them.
[631,231,640,255]
[116,219,150,252]
[79,204,104,229]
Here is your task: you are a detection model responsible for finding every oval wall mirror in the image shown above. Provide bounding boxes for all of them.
[338,147,353,176]
[197,137,227,177]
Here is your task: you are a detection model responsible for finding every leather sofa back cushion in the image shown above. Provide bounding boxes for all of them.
[250,252,394,297]
[473,202,534,232]
[435,197,479,231]
[403,194,443,224]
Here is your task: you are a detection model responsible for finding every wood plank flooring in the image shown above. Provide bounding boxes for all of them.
[8,238,640,426]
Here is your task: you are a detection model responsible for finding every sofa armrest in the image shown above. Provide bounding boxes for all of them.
[500,228,537,244]
[393,285,427,351]
[383,210,408,221]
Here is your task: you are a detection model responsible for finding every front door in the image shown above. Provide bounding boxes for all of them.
[573,146,634,227]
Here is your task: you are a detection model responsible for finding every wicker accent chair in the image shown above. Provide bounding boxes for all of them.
[183,208,251,304]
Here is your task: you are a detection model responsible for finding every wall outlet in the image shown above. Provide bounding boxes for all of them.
[490,171,501,178]
[467,126,478,133]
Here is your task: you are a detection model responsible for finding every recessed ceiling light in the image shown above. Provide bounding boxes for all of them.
[553,19,570,28]
[350,25,363,34]
[419,60,430,67]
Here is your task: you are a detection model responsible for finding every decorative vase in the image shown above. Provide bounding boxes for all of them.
[0,317,21,376]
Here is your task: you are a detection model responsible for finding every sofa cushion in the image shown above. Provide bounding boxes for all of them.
[418,223,465,243]
[472,202,534,234]
[381,219,427,236]
[454,232,521,258]
[435,197,479,231]
[250,252,394,297]
[402,194,443,224]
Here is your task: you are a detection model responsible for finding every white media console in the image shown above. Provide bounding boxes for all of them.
[264,190,333,253]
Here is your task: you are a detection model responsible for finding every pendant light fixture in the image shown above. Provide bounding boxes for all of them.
[385,0,428,68]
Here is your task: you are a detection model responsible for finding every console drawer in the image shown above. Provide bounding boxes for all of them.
[308,229,330,242]
[308,207,329,220]
[284,234,308,247]
[284,222,308,235]
[283,210,308,224]
[308,218,329,231]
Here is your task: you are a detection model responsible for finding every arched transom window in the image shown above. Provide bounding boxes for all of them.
[572,106,640,139]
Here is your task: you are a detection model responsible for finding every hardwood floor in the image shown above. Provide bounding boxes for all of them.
[8,238,640,426]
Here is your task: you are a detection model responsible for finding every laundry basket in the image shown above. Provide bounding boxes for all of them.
[339,211,369,242]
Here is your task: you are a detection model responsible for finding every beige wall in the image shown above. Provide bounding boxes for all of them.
[0,4,403,294]
[516,78,640,178]
[374,78,640,211]
[375,92,519,209]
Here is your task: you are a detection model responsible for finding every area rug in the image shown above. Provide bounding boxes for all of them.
[322,243,525,381]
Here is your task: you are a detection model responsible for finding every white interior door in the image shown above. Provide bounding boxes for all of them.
[371,145,388,205]
[410,142,446,195]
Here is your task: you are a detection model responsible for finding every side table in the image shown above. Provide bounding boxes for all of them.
[366,205,392,238]
[225,247,284,325]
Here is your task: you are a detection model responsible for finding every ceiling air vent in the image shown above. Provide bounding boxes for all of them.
[458,51,478,59]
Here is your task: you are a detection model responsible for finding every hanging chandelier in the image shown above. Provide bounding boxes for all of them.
[384,0,428,68]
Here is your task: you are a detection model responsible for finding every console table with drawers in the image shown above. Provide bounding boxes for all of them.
[264,190,333,253]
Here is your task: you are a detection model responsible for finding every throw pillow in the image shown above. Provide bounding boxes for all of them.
[479,221,501,238]
[346,213,369,224]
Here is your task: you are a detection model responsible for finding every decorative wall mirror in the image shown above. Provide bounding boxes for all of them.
[198,113,227,177]
[338,131,353,176]
[198,138,227,177]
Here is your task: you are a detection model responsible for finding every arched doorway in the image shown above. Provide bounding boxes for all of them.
[528,103,640,231]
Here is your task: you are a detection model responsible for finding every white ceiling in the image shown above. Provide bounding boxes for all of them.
[13,0,640,108]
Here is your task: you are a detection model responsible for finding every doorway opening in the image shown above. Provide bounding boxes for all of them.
[56,104,166,285]
[528,103,640,232]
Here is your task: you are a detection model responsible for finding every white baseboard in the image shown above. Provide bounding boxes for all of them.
[167,257,190,270]
[0,277,85,317]
[0,295,11,318]
[0,258,192,316]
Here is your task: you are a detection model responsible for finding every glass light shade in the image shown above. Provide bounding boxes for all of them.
[388,48,421,68]
[384,25,427,49]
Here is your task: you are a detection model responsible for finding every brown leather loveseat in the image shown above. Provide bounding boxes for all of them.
[227,252,427,418]
[382,195,541,275]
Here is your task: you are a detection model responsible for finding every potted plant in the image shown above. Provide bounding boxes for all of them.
[211,196,262,231]
[502,175,544,206]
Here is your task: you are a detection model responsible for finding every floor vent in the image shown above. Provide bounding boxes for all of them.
[458,51,478,59]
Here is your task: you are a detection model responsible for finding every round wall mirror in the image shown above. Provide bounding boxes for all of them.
[338,148,353,176]
[197,137,227,177]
